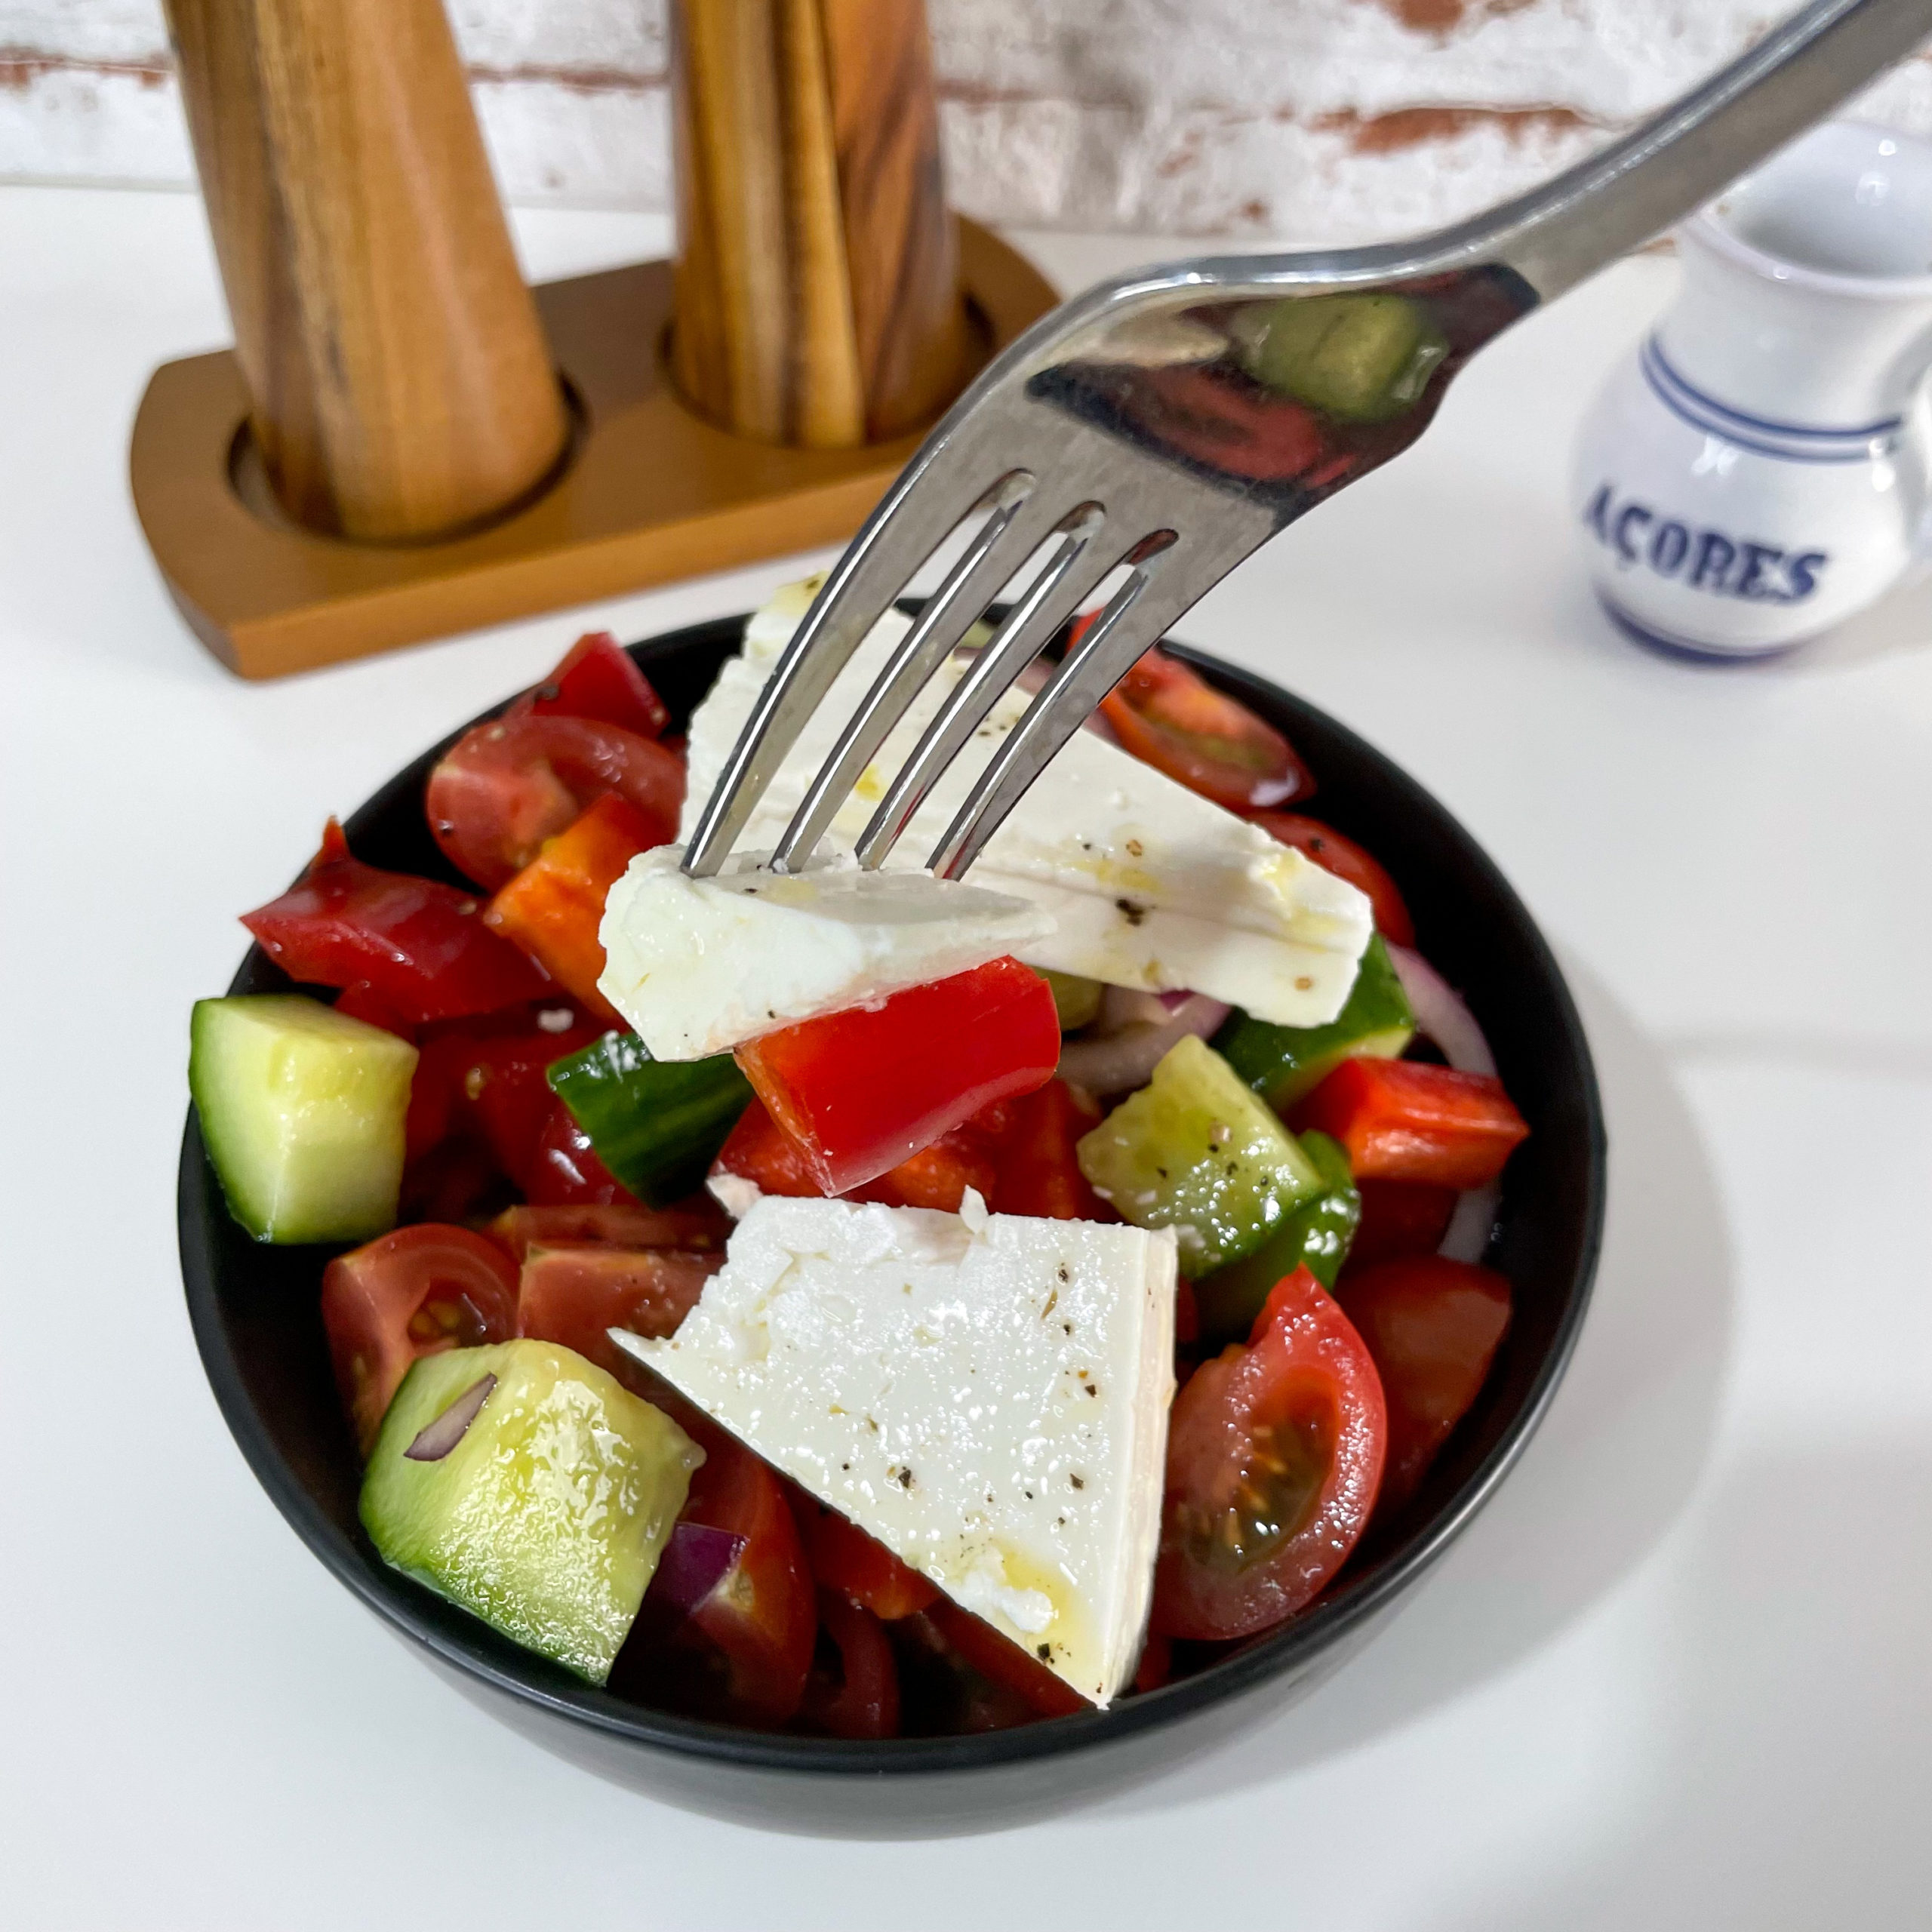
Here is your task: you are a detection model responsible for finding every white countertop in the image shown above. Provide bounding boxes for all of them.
[5,184,1929,1929]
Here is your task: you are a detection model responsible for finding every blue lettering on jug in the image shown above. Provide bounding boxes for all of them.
[1581,484,1826,604]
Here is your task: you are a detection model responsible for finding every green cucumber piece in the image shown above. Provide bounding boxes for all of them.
[547,1031,752,1206]
[1233,293,1448,423]
[1194,1131,1360,1341]
[1075,1034,1323,1275]
[189,993,417,1244]
[361,1340,700,1684]
[1039,968,1104,1032]
[1214,934,1414,1113]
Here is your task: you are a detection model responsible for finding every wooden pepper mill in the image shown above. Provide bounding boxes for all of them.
[165,0,568,542]
[669,0,971,448]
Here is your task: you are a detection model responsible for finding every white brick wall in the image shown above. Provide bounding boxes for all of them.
[5,1,1930,241]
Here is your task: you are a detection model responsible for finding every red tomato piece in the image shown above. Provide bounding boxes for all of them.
[1174,1278,1200,1347]
[1337,1257,1511,1513]
[1100,648,1314,814]
[526,1097,640,1208]
[991,1077,1112,1220]
[1346,1179,1458,1273]
[483,792,662,1021]
[798,1589,901,1740]
[331,980,419,1041]
[1290,1058,1529,1189]
[1249,812,1415,946]
[515,1242,722,1379]
[525,631,669,739]
[792,1495,939,1620]
[1152,1266,1386,1641]
[412,1013,605,1186]
[485,1200,728,1262]
[1133,1632,1173,1695]
[925,1599,1089,1719]
[673,1435,817,1727]
[321,1225,519,1456]
[426,712,684,891]
[242,820,551,1023]
[734,957,1060,1196]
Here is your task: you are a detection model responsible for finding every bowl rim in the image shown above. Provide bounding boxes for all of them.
[178,609,1605,1778]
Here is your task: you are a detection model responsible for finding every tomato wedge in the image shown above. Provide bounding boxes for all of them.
[734,958,1059,1195]
[516,1243,724,1379]
[526,1098,640,1208]
[990,1078,1112,1220]
[1152,1266,1386,1641]
[525,631,669,739]
[925,1599,1088,1718]
[1291,1057,1529,1189]
[1345,1179,1458,1273]
[654,1435,817,1727]
[485,1201,728,1262]
[426,713,683,891]
[1337,1257,1511,1513]
[320,1225,519,1456]
[798,1589,900,1740]
[1100,647,1314,813]
[1250,812,1414,946]
[483,792,662,1020]
[791,1494,939,1620]
[242,820,551,1023]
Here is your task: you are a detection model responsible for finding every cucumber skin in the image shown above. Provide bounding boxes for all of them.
[189,994,417,1245]
[1193,1131,1361,1343]
[547,1030,752,1208]
[1075,1035,1323,1276]
[1214,934,1415,1114]
[361,1340,700,1685]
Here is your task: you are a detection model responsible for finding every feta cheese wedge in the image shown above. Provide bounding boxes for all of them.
[598,844,1054,1060]
[614,1190,1178,1707]
[681,579,1372,1028]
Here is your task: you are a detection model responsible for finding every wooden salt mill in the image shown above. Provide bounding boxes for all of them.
[135,0,1055,677]
[165,0,568,543]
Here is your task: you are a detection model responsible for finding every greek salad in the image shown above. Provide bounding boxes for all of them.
[189,582,1528,1735]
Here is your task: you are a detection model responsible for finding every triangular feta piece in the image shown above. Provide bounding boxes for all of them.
[614,1190,1177,1708]
[681,579,1371,1028]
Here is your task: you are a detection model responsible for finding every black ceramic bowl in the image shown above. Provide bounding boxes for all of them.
[179,614,1604,1832]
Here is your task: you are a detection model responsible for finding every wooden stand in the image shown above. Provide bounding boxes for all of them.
[131,220,1054,680]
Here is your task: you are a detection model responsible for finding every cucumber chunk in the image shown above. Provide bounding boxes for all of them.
[189,994,417,1244]
[1194,1131,1361,1342]
[1075,1034,1323,1275]
[547,1030,752,1207]
[1214,934,1414,1112]
[361,1340,700,1684]
[1233,294,1448,423]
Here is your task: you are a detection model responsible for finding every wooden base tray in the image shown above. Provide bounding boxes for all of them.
[131,219,1056,680]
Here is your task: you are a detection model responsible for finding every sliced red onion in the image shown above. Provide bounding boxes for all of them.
[403,1374,497,1462]
[1386,943,1496,1077]
[1058,992,1231,1095]
[1099,985,1174,1032]
[1384,944,1503,1263]
[646,1521,746,1617]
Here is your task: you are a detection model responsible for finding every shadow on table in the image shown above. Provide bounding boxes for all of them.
[1095,951,1737,1818]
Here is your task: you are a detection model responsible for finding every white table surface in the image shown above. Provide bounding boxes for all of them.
[5,183,1929,1930]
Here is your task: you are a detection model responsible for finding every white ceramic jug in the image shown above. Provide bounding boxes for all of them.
[1574,119,1932,660]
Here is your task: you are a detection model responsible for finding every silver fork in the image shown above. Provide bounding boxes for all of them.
[686,0,1929,885]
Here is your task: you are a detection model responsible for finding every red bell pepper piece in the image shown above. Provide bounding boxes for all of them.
[991,1078,1112,1221]
[524,631,669,739]
[242,820,551,1023]
[482,792,660,1022]
[1291,1057,1528,1189]
[734,958,1060,1196]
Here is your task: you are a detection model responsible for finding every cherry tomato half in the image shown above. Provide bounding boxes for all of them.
[798,1589,901,1740]
[1250,812,1414,946]
[515,1242,723,1382]
[1100,648,1314,814]
[320,1225,519,1456]
[243,820,551,1023]
[1337,1256,1511,1514]
[1152,1266,1386,1641]
[484,1201,728,1263]
[426,713,683,891]
[525,631,669,740]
